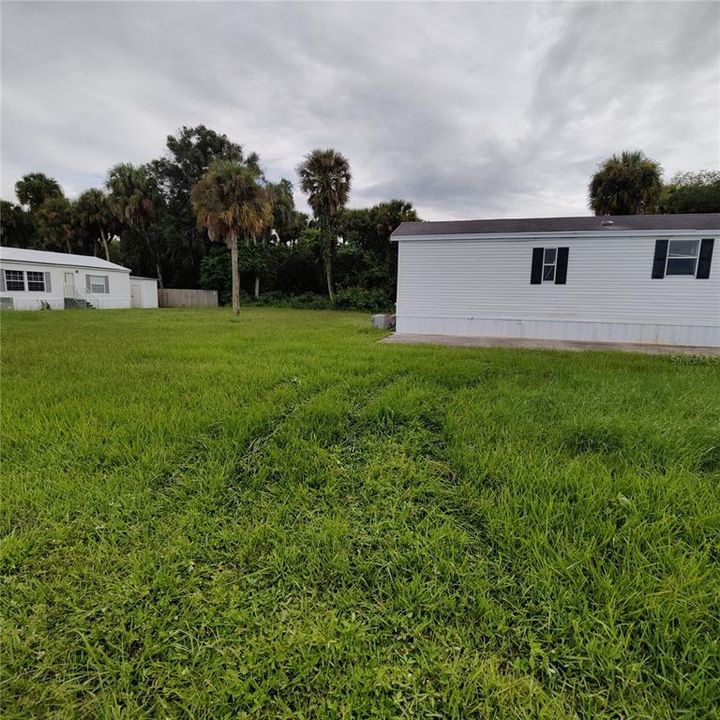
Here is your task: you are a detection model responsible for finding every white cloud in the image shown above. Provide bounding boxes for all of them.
[2,1,718,220]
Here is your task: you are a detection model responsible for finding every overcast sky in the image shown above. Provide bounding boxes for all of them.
[1,1,718,220]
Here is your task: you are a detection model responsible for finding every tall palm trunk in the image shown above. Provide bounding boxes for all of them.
[324,253,335,304]
[254,234,265,300]
[146,236,164,289]
[229,232,241,315]
[155,262,164,290]
[99,231,111,261]
[323,220,336,305]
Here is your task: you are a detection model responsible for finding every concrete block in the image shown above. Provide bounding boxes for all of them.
[372,314,396,330]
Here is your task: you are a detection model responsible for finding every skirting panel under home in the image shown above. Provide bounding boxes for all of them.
[395,315,720,348]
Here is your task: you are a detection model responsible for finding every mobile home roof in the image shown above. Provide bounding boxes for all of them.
[392,213,720,238]
[0,246,130,271]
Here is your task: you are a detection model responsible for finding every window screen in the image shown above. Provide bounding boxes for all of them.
[666,239,699,276]
[87,274,109,293]
[26,271,46,292]
[4,270,24,291]
[543,248,556,282]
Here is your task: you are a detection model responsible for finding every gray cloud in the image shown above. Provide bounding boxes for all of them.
[2,1,718,220]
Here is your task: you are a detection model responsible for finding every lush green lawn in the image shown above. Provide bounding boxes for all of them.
[1,308,719,719]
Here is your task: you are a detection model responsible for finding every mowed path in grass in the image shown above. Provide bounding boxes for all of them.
[1,308,719,719]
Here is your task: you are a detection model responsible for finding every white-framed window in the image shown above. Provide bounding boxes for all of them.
[666,239,700,276]
[542,248,557,282]
[4,270,25,291]
[26,271,46,292]
[87,274,109,293]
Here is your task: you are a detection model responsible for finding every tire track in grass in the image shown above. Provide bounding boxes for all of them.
[1,371,404,719]
[199,373,577,718]
[88,371,422,716]
[2,366,580,718]
[339,376,586,719]
[1,375,340,568]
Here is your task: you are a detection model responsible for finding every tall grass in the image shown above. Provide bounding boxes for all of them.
[1,308,718,718]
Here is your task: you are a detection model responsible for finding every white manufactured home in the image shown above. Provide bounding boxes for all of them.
[0,247,158,310]
[391,214,719,348]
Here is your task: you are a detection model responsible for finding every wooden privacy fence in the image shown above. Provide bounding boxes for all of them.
[158,289,219,308]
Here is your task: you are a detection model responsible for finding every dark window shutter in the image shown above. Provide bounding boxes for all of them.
[555,247,569,284]
[86,275,91,292]
[530,247,544,284]
[696,238,714,279]
[104,276,109,293]
[0,270,6,293]
[651,239,669,278]
[44,271,51,292]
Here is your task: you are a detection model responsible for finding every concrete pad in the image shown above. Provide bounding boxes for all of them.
[381,333,720,356]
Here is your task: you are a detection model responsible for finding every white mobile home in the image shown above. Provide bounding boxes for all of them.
[391,214,719,348]
[0,247,158,310]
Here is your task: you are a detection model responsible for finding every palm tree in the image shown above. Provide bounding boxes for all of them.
[36,196,75,253]
[267,179,296,244]
[297,149,351,303]
[190,161,272,315]
[106,163,164,286]
[15,173,63,211]
[76,189,118,260]
[589,151,663,216]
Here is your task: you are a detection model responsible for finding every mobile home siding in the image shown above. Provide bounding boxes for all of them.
[395,233,720,347]
[0,261,132,310]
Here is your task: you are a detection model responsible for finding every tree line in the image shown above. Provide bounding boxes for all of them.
[0,126,419,311]
[1,135,717,312]
[588,151,719,216]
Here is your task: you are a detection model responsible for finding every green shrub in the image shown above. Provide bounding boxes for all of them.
[199,249,232,306]
[287,292,332,309]
[335,286,394,311]
[252,290,289,306]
